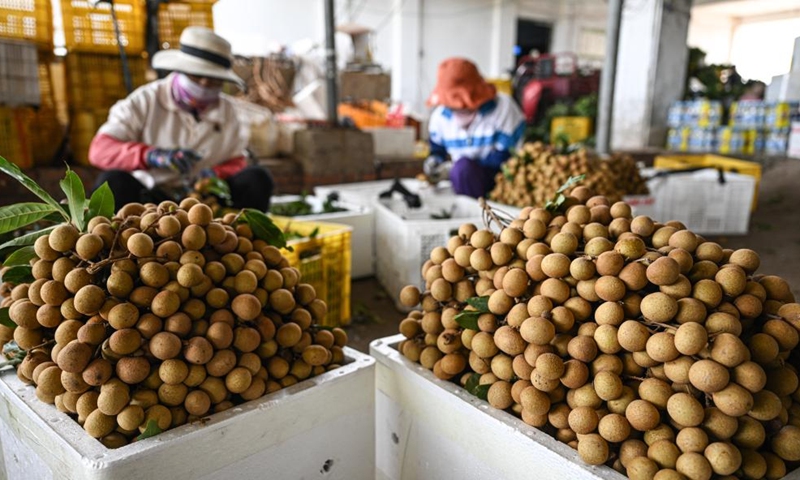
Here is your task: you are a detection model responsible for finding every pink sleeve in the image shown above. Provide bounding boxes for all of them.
[212,156,247,179]
[88,133,150,171]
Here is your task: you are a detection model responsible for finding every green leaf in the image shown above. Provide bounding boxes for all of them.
[60,169,87,231]
[454,311,481,330]
[0,157,69,220]
[0,226,57,252]
[1,266,33,285]
[135,419,163,441]
[3,246,36,267]
[466,296,491,313]
[465,373,480,394]
[86,182,115,224]
[0,203,60,235]
[0,308,15,331]
[242,209,288,249]
[556,174,587,194]
[473,384,491,401]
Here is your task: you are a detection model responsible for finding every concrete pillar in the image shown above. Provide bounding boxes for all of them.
[489,0,518,77]
[611,0,692,150]
[391,0,422,108]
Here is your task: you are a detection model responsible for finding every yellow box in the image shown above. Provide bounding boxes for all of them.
[487,78,513,96]
[551,116,593,145]
[270,217,352,327]
[654,154,762,211]
[61,0,146,54]
[0,0,53,47]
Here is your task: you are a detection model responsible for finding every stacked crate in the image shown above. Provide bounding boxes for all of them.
[157,1,217,50]
[60,0,148,164]
[0,0,56,167]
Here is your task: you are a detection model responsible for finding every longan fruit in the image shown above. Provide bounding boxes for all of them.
[115,357,151,385]
[641,292,678,323]
[712,383,754,417]
[649,439,681,469]
[578,434,609,465]
[667,392,704,427]
[688,359,729,393]
[676,427,709,453]
[704,442,741,475]
[98,379,130,416]
[674,323,707,356]
[487,381,513,410]
[84,409,117,439]
[732,361,766,393]
[594,371,623,401]
[710,333,748,368]
[627,399,660,431]
[646,332,679,363]
[627,456,660,480]
[569,405,599,434]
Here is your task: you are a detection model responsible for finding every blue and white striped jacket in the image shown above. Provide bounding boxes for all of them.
[428,93,526,169]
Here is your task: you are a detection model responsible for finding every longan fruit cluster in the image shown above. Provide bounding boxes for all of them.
[398,186,800,480]
[488,142,649,208]
[1,198,347,448]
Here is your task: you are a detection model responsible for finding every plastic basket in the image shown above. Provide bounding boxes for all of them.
[0,107,33,168]
[270,217,352,327]
[654,154,762,210]
[374,194,486,311]
[270,195,375,279]
[69,108,107,165]
[64,52,148,112]
[0,39,40,106]
[0,0,52,47]
[60,0,145,54]
[158,1,215,50]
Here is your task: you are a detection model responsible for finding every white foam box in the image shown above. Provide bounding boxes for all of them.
[370,335,623,480]
[272,195,375,279]
[624,168,755,235]
[788,121,800,158]
[374,194,490,312]
[0,348,375,480]
[363,127,416,158]
[315,178,455,209]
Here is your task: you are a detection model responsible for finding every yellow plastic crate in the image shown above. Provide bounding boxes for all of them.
[0,106,33,169]
[0,0,53,47]
[158,1,215,50]
[64,53,148,112]
[61,0,145,54]
[654,154,762,211]
[271,217,352,327]
[551,116,593,144]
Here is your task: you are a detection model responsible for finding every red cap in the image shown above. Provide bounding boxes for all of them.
[427,58,496,110]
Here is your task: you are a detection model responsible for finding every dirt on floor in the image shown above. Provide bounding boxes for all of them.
[345,157,800,354]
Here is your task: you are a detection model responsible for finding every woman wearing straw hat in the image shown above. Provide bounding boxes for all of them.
[425,58,526,198]
[89,27,274,211]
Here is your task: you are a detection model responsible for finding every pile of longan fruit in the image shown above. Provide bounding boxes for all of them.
[488,142,649,208]
[0,198,347,448]
[398,186,800,480]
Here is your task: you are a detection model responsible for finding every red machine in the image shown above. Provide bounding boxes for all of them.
[513,53,600,124]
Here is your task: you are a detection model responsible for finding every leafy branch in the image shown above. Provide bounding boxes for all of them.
[545,174,586,212]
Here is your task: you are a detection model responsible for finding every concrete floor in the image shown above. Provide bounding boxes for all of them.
[345,157,800,354]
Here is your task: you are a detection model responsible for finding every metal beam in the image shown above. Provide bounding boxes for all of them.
[324,0,339,126]
[596,0,623,156]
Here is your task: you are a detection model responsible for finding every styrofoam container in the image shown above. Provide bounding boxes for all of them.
[375,194,489,311]
[0,348,375,480]
[271,195,375,278]
[370,335,624,480]
[315,178,454,209]
[624,168,756,235]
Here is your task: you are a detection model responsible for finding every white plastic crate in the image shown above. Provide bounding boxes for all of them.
[271,195,375,278]
[315,178,454,209]
[0,348,375,480]
[624,168,755,235]
[370,335,624,480]
[0,40,40,107]
[375,194,487,311]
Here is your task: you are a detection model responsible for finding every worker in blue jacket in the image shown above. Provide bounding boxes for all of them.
[424,57,526,198]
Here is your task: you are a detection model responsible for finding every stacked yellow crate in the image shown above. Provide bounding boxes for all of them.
[158,1,217,50]
[0,0,56,167]
[59,0,148,164]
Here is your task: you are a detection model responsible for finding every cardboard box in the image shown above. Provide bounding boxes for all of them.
[340,71,391,102]
[292,128,374,176]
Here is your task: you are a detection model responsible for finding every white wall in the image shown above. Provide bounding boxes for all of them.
[687,13,735,64]
[213,0,612,115]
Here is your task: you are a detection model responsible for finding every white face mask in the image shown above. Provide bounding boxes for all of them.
[453,110,477,129]
[176,73,221,103]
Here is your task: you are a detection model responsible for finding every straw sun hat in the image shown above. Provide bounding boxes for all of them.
[152,27,245,90]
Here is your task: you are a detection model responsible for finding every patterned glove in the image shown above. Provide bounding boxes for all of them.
[145,148,201,174]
